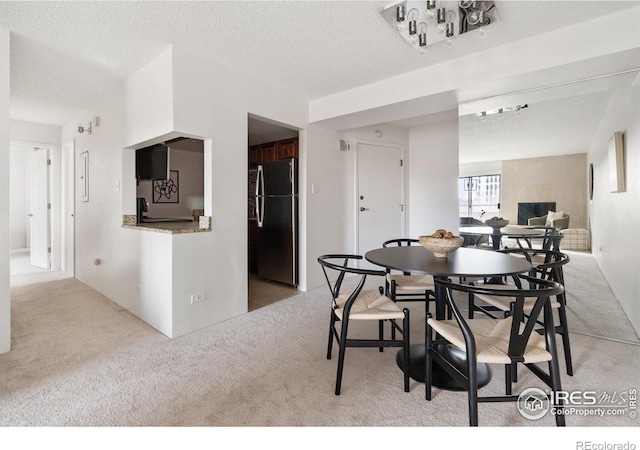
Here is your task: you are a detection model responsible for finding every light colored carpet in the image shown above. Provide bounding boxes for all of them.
[561,250,639,343]
[1,253,639,430]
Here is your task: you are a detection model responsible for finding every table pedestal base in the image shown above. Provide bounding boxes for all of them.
[397,344,491,391]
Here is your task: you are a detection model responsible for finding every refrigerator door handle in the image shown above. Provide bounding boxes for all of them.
[289,161,293,187]
[256,165,265,228]
[290,159,295,193]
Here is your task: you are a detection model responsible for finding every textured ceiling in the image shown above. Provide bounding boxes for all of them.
[2,0,639,127]
[2,1,640,165]
[459,89,617,164]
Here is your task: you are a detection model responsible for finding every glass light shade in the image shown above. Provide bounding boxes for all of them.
[496,108,504,119]
[446,10,457,23]
[408,8,419,35]
[479,112,487,122]
[418,23,428,47]
[459,0,475,9]
[467,10,480,25]
[446,36,454,46]
[436,7,446,33]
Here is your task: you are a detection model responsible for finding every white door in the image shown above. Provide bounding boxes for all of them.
[29,148,50,269]
[357,142,404,267]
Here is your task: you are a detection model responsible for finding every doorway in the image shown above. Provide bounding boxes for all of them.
[247,115,299,311]
[10,143,72,287]
[356,141,405,269]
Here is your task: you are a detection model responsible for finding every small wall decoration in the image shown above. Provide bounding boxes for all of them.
[153,170,179,203]
[80,151,89,202]
[608,131,625,193]
[589,163,594,200]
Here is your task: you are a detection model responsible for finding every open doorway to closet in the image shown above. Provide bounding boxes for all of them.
[247,115,300,311]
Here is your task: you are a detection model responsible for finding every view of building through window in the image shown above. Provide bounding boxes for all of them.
[459,175,501,220]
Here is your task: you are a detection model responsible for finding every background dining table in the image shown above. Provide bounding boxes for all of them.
[365,246,532,390]
[459,225,551,250]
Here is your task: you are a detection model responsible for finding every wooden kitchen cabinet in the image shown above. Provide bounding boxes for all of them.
[260,142,277,163]
[277,137,298,160]
[249,145,260,167]
[248,137,298,168]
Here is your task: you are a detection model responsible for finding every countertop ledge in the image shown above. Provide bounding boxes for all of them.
[122,215,212,234]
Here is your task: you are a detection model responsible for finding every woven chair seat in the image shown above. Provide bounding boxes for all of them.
[336,289,406,320]
[386,273,435,291]
[427,316,552,364]
[474,286,561,312]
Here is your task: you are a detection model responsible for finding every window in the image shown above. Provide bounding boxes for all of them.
[459,174,501,220]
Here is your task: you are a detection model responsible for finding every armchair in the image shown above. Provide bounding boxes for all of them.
[528,212,570,230]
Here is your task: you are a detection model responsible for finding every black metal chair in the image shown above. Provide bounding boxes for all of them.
[468,248,573,376]
[381,239,436,310]
[318,254,411,395]
[426,275,567,426]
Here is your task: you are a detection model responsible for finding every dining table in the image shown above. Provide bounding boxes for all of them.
[365,246,532,391]
[459,225,556,250]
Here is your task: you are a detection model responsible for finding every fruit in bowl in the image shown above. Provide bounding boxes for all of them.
[419,229,464,258]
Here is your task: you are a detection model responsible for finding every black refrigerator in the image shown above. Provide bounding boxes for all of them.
[255,158,298,286]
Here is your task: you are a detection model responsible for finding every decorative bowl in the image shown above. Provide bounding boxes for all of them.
[485,217,509,231]
[419,235,464,258]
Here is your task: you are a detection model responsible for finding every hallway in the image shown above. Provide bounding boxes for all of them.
[10,249,71,287]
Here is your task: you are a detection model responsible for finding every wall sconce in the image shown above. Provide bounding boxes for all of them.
[78,116,100,134]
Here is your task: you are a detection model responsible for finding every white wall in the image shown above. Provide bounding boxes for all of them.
[10,120,61,145]
[588,81,640,335]
[459,160,502,178]
[1,29,11,354]
[61,47,319,338]
[408,120,460,237]
[63,48,176,336]
[167,48,310,335]
[303,124,346,291]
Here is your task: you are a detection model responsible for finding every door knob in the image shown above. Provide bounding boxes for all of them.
[360,207,369,212]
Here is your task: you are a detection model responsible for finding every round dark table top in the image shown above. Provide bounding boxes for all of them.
[365,246,531,278]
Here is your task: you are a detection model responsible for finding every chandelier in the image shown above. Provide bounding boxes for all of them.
[381,1,500,54]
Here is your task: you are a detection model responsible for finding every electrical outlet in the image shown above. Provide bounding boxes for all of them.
[191,292,205,304]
